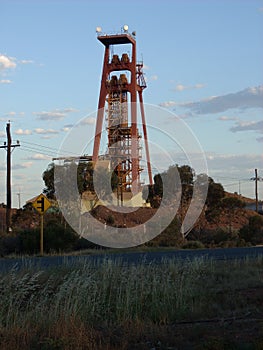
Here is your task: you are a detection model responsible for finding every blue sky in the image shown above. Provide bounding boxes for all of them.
[0,0,263,207]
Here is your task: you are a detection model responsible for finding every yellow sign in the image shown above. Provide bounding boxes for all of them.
[32,194,51,215]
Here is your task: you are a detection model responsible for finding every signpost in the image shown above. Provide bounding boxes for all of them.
[32,194,51,255]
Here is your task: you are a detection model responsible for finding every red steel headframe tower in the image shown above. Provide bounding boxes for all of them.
[92,26,153,199]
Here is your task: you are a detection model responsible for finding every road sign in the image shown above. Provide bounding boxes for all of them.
[32,194,51,215]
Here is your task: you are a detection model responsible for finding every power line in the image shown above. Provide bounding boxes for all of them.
[20,140,79,156]
[19,146,56,158]
[0,137,81,158]
[19,143,80,159]
[214,175,250,182]
[223,182,240,188]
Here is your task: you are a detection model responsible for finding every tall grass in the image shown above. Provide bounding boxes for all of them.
[0,256,262,349]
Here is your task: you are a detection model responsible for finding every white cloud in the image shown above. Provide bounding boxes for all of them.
[230,120,263,134]
[174,83,205,92]
[0,112,25,121]
[218,116,238,121]
[39,135,54,140]
[12,162,33,170]
[26,153,51,161]
[62,124,74,132]
[194,83,205,89]
[33,111,66,121]
[60,108,79,113]
[177,113,193,119]
[15,129,32,135]
[206,153,263,173]
[7,111,16,116]
[20,59,34,64]
[182,86,263,114]
[0,54,16,71]
[0,131,5,137]
[149,75,158,81]
[144,75,158,82]
[0,79,12,84]
[143,64,150,70]
[159,101,178,108]
[13,173,27,180]
[33,107,79,121]
[80,117,96,125]
[34,128,59,134]
[64,124,74,127]
[175,84,186,91]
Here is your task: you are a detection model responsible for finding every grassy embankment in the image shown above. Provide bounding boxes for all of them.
[0,256,262,349]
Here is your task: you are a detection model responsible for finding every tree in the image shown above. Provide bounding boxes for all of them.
[142,174,162,208]
[221,196,245,233]
[177,165,194,201]
[93,166,118,201]
[205,178,225,222]
[177,165,194,185]
[81,161,94,192]
[43,161,118,203]
[153,173,163,198]
[206,178,225,209]
[143,164,195,207]
[43,163,55,199]
[239,215,263,245]
[18,217,79,254]
[147,216,183,247]
[43,161,94,199]
[164,164,194,201]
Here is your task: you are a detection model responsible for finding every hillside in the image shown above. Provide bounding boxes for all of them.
[1,191,261,246]
[224,191,256,203]
[90,192,261,232]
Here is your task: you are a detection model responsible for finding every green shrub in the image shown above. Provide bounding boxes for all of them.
[182,240,205,249]
[73,237,101,250]
[18,221,79,254]
[239,215,263,245]
[190,228,236,247]
[106,214,115,225]
[149,216,183,247]
[19,228,39,254]
[0,236,20,256]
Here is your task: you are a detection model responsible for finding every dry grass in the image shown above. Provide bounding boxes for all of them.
[0,256,262,349]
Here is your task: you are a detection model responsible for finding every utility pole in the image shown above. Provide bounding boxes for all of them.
[17,192,21,209]
[0,122,20,233]
[255,169,258,213]
[250,169,263,213]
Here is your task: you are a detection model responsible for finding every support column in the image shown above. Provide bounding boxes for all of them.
[138,91,153,186]
[92,46,110,162]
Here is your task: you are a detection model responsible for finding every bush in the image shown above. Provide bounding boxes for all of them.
[239,215,263,245]
[18,229,39,254]
[106,214,115,225]
[148,216,183,247]
[190,227,239,247]
[18,221,79,254]
[182,240,205,249]
[73,237,101,250]
[0,236,20,256]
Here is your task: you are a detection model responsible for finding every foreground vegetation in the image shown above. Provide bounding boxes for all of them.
[0,257,262,349]
[1,207,263,257]
[1,162,262,256]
